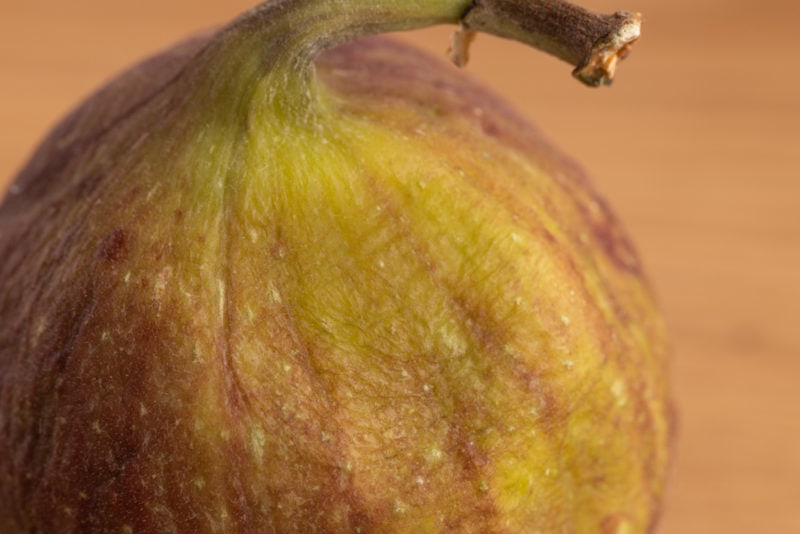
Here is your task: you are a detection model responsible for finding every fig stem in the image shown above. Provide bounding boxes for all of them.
[220,0,640,88]
[458,0,642,86]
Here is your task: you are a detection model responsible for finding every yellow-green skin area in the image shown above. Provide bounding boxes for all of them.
[0,33,670,534]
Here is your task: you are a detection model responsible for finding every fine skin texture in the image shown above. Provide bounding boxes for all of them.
[0,1,669,533]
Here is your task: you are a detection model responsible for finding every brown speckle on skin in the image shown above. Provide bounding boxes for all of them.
[97,228,129,263]
[480,118,500,137]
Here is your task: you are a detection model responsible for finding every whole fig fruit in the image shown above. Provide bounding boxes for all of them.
[0,0,671,532]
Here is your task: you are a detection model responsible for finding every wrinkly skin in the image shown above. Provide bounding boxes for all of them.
[0,20,671,534]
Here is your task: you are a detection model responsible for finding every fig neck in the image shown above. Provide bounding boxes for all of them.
[182,0,642,127]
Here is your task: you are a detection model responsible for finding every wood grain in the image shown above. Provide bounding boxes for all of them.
[2,1,798,532]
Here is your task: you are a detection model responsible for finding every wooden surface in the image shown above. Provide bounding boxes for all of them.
[1,1,798,531]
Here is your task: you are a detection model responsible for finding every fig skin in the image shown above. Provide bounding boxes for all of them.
[0,14,670,534]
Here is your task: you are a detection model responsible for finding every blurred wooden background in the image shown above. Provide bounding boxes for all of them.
[1,1,798,531]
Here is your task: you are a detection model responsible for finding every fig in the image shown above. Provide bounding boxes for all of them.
[0,0,671,532]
